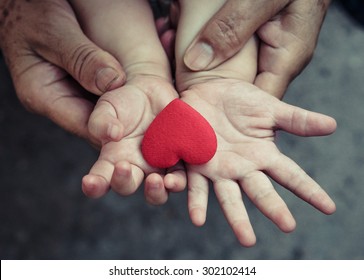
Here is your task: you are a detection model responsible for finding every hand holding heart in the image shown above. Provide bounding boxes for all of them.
[83,74,336,246]
[82,75,186,204]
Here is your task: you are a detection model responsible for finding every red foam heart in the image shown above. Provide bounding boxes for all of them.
[141,99,217,168]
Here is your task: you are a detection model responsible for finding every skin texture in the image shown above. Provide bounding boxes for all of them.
[183,0,332,98]
[82,75,186,203]
[0,0,183,202]
[174,0,336,246]
[69,0,187,202]
[0,0,125,145]
[180,79,336,246]
[1,0,336,245]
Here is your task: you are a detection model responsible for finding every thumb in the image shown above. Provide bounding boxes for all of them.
[184,0,289,71]
[88,100,124,144]
[34,21,125,95]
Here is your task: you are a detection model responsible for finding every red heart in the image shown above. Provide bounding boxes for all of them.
[141,99,217,168]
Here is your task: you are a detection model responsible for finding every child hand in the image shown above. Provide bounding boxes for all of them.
[181,79,337,246]
[83,75,186,204]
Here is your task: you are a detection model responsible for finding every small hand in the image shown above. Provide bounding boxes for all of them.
[181,79,336,246]
[83,76,186,203]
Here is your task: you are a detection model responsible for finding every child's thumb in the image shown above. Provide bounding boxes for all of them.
[88,101,124,144]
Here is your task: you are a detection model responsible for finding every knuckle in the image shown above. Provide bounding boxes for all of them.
[65,43,99,81]
[213,16,242,51]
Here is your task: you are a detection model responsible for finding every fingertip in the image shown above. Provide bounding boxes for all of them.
[229,219,257,247]
[164,174,176,190]
[328,116,337,134]
[111,162,145,196]
[310,191,337,215]
[164,171,186,192]
[82,174,109,198]
[268,205,297,233]
[241,237,257,248]
[326,202,337,215]
[314,113,337,136]
[239,235,257,248]
[145,173,169,205]
[189,208,206,227]
[321,197,337,215]
[236,226,257,248]
[275,103,338,137]
[89,105,123,143]
[278,213,297,233]
[106,122,124,142]
[111,161,136,196]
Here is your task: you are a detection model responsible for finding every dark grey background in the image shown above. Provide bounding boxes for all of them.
[1,2,363,259]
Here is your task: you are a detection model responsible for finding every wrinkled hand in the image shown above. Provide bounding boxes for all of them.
[0,0,125,145]
[83,75,186,204]
[183,0,331,97]
[180,79,336,246]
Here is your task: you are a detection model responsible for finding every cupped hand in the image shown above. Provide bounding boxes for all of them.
[180,79,336,246]
[183,0,331,98]
[83,75,186,204]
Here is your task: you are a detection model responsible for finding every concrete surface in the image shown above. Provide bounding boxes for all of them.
[1,2,364,259]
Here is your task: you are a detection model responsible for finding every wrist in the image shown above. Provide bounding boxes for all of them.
[176,40,258,92]
[123,60,172,83]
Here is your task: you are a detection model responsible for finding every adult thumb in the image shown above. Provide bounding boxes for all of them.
[184,0,289,71]
[35,24,125,95]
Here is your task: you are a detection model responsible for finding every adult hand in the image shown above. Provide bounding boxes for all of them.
[183,0,331,98]
[0,0,125,146]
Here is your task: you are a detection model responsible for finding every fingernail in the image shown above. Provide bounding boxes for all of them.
[96,67,121,93]
[184,42,214,70]
[107,124,120,140]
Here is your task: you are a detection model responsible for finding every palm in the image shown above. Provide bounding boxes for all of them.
[181,79,337,246]
[184,81,278,179]
[83,76,181,198]
[9,57,99,144]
